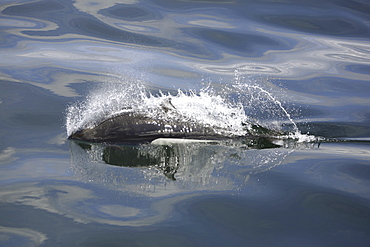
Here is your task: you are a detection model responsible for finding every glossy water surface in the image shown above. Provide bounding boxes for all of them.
[1,0,370,246]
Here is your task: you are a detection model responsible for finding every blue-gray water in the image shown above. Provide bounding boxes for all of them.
[1,0,370,246]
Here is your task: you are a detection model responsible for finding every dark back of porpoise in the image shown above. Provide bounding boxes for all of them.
[69,112,230,143]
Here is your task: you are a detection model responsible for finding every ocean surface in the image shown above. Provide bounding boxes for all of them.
[1,0,370,246]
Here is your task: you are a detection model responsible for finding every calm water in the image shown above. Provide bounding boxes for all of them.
[1,0,370,246]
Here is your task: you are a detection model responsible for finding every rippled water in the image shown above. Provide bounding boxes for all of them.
[1,0,370,246]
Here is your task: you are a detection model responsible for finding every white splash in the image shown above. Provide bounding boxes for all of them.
[65,75,318,143]
[66,83,251,137]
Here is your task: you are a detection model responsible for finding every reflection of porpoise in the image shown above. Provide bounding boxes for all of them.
[68,99,281,147]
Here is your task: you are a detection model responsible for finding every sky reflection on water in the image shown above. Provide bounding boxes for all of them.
[0,141,369,246]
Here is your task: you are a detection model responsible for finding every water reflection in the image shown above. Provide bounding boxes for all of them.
[0,226,47,246]
[99,4,160,22]
[2,0,370,97]
[1,141,368,230]
[1,0,370,244]
[69,140,293,195]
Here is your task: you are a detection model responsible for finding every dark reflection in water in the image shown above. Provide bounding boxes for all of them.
[71,138,288,182]
[100,4,161,22]
[261,15,369,37]
[235,0,370,37]
[339,163,370,181]
[346,64,370,75]
[69,139,294,193]
[2,1,65,16]
[185,192,370,246]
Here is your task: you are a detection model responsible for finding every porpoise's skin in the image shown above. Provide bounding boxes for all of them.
[68,98,282,145]
[69,112,237,143]
[68,113,285,151]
